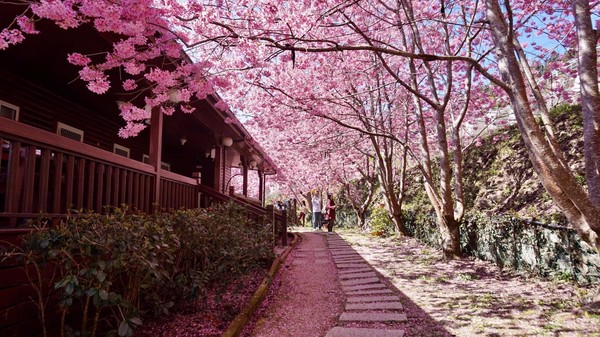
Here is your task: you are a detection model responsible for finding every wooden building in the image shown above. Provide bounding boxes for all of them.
[0,5,279,336]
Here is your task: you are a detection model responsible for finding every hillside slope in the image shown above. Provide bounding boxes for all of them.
[406,104,585,223]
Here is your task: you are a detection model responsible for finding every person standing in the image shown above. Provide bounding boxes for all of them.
[325,194,336,232]
[311,190,322,230]
[297,200,308,227]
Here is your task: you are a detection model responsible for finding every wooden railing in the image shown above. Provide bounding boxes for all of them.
[0,118,199,227]
[266,205,287,246]
[159,170,197,210]
[197,183,267,217]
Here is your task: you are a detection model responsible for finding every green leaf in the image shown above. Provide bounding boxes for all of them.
[54,277,70,289]
[99,289,109,301]
[97,271,106,282]
[86,288,97,297]
[129,317,143,326]
[118,321,129,337]
[65,282,74,295]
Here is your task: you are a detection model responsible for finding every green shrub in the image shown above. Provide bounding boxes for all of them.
[369,205,394,237]
[13,202,274,337]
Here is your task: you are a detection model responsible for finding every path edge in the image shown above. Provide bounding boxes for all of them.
[222,232,301,337]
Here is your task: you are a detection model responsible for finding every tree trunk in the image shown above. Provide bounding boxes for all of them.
[572,0,600,207]
[393,211,406,238]
[357,210,367,230]
[484,0,600,254]
[438,213,461,259]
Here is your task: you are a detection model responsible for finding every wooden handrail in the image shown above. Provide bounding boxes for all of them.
[0,118,153,173]
[197,184,267,216]
[161,169,196,185]
[1,118,198,188]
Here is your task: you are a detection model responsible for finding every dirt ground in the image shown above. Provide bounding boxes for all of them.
[339,230,600,337]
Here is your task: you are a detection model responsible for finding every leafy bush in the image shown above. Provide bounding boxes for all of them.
[14,202,274,337]
[404,211,600,284]
[369,205,394,237]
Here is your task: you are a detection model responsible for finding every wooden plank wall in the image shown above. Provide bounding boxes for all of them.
[0,69,150,162]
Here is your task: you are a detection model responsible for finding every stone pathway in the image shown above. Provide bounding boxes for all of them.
[324,233,406,337]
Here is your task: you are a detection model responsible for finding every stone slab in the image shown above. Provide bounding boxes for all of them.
[325,327,404,337]
[339,312,407,322]
[340,277,380,287]
[346,288,395,296]
[346,295,401,303]
[343,283,387,292]
[333,254,361,258]
[339,267,373,274]
[334,259,365,264]
[339,272,377,280]
[330,250,361,257]
[346,301,403,310]
[331,254,361,258]
[315,259,329,264]
[337,263,370,269]
[333,255,365,262]
[330,249,353,253]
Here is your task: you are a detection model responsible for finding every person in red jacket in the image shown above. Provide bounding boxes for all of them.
[324,194,336,232]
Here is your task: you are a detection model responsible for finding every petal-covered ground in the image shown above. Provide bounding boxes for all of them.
[137,228,599,336]
[136,269,268,337]
[248,231,344,337]
[340,230,600,336]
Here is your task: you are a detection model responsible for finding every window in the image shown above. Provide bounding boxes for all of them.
[113,144,131,158]
[0,100,19,121]
[142,154,170,171]
[56,122,84,142]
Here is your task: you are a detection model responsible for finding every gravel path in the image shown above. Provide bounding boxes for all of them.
[249,231,344,337]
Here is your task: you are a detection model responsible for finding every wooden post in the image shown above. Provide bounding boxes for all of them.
[258,170,264,207]
[221,146,228,194]
[266,204,275,247]
[214,146,222,193]
[242,157,248,197]
[149,108,163,211]
[281,209,288,246]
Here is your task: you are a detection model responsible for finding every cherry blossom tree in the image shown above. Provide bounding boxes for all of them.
[3,0,600,256]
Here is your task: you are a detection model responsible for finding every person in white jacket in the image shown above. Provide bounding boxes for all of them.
[311,190,322,230]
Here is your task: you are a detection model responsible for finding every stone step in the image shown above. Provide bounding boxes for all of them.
[339,267,373,274]
[337,263,370,269]
[325,327,405,337]
[331,254,363,260]
[334,259,365,264]
[339,312,408,322]
[332,253,360,257]
[346,295,401,303]
[343,283,388,292]
[346,288,395,296]
[331,254,361,258]
[340,277,380,287]
[345,301,403,310]
[339,271,377,280]
[329,249,356,254]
